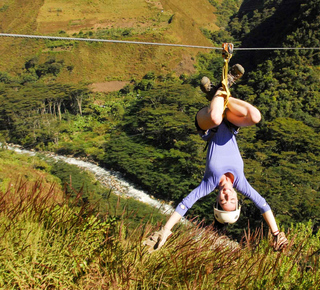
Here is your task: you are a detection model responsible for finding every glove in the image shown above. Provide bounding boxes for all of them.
[143,227,172,253]
[273,232,288,251]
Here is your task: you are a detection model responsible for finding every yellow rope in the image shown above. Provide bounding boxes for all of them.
[221,43,233,110]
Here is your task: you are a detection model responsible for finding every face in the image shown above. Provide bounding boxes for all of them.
[217,186,238,211]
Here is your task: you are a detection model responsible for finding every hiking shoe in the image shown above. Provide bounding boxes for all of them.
[200,64,245,100]
[228,63,245,87]
[200,76,214,94]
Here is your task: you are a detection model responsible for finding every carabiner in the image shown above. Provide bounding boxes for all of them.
[222,43,234,60]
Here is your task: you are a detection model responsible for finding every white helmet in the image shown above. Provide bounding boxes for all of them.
[214,202,241,224]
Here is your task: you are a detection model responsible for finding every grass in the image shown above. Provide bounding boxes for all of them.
[1,177,320,289]
[0,148,168,229]
[0,148,319,289]
[37,0,156,25]
[0,0,219,83]
[0,149,63,195]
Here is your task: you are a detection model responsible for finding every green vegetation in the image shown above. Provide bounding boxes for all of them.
[0,149,167,229]
[1,179,320,289]
[0,148,63,194]
[0,0,320,287]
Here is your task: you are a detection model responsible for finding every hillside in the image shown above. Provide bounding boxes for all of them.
[0,148,64,198]
[0,0,319,234]
[0,0,219,88]
[1,163,320,288]
[1,0,320,288]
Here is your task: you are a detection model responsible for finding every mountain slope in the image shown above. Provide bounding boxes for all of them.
[0,0,219,84]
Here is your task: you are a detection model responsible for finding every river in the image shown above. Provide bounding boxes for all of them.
[3,143,176,216]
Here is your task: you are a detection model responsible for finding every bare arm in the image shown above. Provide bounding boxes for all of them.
[164,211,182,231]
[143,211,182,253]
[262,210,279,235]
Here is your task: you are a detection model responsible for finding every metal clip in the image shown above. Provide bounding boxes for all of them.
[222,43,234,60]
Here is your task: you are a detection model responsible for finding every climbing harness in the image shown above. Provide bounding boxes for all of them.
[221,43,234,109]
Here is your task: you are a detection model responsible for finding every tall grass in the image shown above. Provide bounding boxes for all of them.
[1,179,319,289]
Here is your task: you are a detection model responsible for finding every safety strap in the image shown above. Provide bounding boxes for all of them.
[221,43,234,109]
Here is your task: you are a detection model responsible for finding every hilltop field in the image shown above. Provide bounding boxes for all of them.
[0,0,219,89]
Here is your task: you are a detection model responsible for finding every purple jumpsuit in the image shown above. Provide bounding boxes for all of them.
[175,121,271,216]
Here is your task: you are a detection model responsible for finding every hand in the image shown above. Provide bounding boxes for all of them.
[273,232,288,251]
[143,227,172,253]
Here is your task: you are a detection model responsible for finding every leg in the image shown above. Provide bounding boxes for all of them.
[198,64,246,131]
[196,88,226,131]
[225,96,261,127]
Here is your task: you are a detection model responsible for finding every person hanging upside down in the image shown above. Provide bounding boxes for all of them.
[144,64,288,253]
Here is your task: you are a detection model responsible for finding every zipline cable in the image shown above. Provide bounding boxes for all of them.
[0,33,319,50]
[0,33,220,50]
